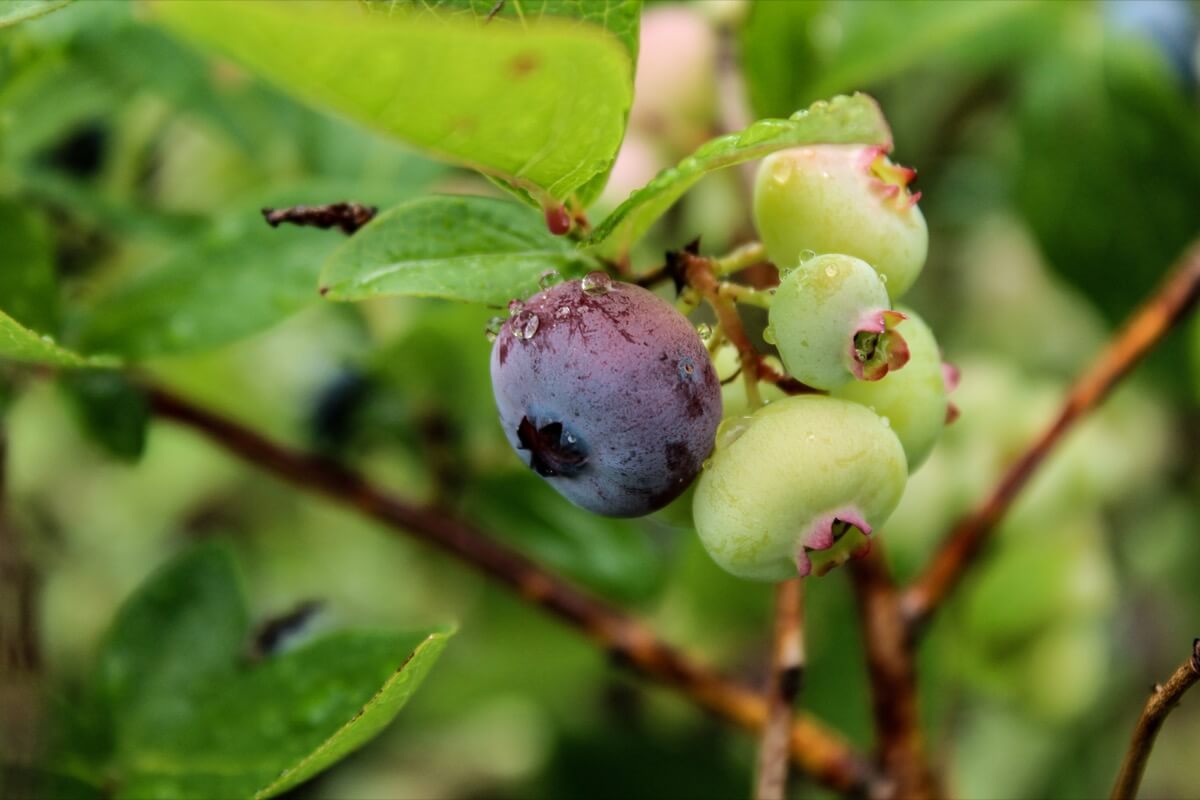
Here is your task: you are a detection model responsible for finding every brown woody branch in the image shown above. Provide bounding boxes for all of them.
[144,384,879,796]
[261,202,377,235]
[850,546,938,800]
[1111,639,1200,800]
[755,578,805,800]
[903,241,1200,626]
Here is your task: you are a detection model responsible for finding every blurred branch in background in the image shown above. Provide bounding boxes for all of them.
[261,202,378,236]
[754,577,804,800]
[1110,639,1200,800]
[851,546,938,800]
[143,384,880,796]
[903,240,1200,628]
[0,420,44,782]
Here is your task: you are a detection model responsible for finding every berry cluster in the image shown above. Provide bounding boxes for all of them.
[490,142,955,582]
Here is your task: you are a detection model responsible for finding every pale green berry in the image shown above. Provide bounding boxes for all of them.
[768,253,909,390]
[712,343,785,417]
[832,308,948,472]
[692,395,907,581]
[753,144,928,298]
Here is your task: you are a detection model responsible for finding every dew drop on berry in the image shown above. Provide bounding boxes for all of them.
[716,415,755,449]
[581,271,612,296]
[508,298,525,316]
[484,316,505,342]
[771,158,794,185]
[556,306,571,319]
[824,264,838,278]
[511,310,540,340]
[762,325,777,345]
[799,249,816,263]
[696,322,712,340]
[538,269,563,290]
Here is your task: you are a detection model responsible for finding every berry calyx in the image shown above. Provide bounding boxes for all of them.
[767,253,909,390]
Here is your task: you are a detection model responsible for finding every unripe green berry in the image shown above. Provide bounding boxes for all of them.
[767,253,909,390]
[753,144,928,298]
[693,395,907,581]
[832,308,948,472]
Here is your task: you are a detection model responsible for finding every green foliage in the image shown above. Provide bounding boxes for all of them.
[63,545,455,799]
[78,225,338,360]
[321,196,598,305]
[0,311,111,367]
[585,93,892,258]
[0,0,70,28]
[740,0,1045,118]
[153,0,635,205]
[0,199,57,333]
[59,370,149,461]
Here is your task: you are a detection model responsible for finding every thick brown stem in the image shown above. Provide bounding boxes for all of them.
[850,546,937,800]
[903,241,1200,627]
[261,201,377,236]
[1111,639,1200,800]
[755,578,805,800]
[144,384,878,795]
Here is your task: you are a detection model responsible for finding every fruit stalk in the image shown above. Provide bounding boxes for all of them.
[755,578,805,800]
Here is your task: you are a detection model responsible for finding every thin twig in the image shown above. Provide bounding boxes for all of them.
[261,202,377,235]
[903,241,1200,626]
[1111,639,1200,800]
[850,546,938,800]
[143,383,879,795]
[755,578,805,800]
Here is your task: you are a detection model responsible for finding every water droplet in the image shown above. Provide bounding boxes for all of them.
[881,416,891,428]
[507,298,525,316]
[807,434,816,442]
[511,310,540,340]
[581,271,612,296]
[702,457,713,470]
[799,249,817,263]
[779,266,794,279]
[40,334,55,344]
[484,316,505,342]
[696,322,712,340]
[810,99,830,113]
[556,305,571,318]
[565,433,577,444]
[538,269,563,290]
[737,119,790,147]
[824,264,838,278]
[879,273,889,284]
[716,416,755,449]
[762,325,777,345]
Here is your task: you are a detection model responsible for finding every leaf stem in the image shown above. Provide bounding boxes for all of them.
[755,578,805,800]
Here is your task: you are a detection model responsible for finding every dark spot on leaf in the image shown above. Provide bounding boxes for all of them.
[510,52,540,78]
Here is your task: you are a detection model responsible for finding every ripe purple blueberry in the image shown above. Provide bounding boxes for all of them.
[490,272,722,517]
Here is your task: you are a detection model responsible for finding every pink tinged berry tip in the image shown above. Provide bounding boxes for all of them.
[544,204,572,236]
[941,361,961,393]
[849,310,910,381]
[795,508,874,578]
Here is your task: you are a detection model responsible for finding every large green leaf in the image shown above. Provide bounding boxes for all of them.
[0,199,56,333]
[585,93,893,258]
[117,629,453,800]
[0,0,72,28]
[152,0,634,205]
[78,224,338,360]
[321,195,598,305]
[91,545,454,799]
[362,0,641,62]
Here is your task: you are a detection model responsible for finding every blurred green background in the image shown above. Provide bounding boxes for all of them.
[1,1,1198,798]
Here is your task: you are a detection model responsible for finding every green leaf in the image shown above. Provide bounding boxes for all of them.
[152,0,634,204]
[0,199,57,333]
[585,93,893,259]
[0,0,72,28]
[78,224,338,360]
[0,311,113,368]
[98,544,250,734]
[321,196,598,305]
[116,629,453,800]
[59,370,150,462]
[361,0,641,62]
